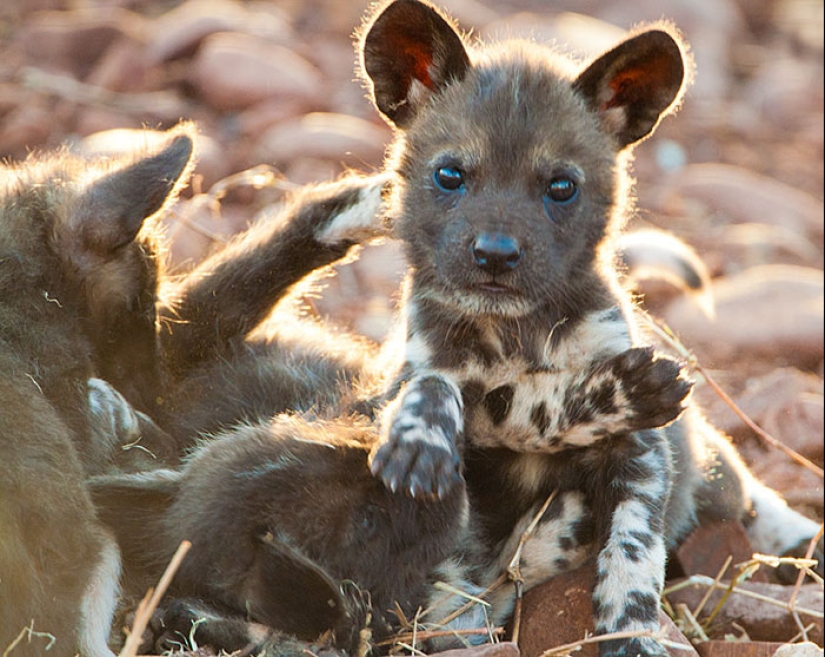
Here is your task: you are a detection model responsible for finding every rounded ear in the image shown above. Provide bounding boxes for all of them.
[573,29,687,149]
[359,0,470,127]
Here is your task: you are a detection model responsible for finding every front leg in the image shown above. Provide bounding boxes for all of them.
[471,347,690,451]
[370,373,464,499]
[159,172,391,380]
[592,430,672,657]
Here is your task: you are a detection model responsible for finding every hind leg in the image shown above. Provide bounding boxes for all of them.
[688,414,823,582]
[482,490,595,623]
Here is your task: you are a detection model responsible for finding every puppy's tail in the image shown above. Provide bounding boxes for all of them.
[617,229,714,318]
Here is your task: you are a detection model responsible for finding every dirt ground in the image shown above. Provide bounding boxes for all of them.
[0,0,822,652]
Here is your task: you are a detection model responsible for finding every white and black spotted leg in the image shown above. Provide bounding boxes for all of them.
[473,347,691,452]
[370,373,464,499]
[593,431,672,657]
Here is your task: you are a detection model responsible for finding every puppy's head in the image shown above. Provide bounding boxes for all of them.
[359,0,689,322]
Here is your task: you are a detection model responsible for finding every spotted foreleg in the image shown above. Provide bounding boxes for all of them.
[370,373,464,499]
[592,430,672,657]
[472,347,691,452]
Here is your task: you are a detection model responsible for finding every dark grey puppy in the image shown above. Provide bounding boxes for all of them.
[353,2,823,656]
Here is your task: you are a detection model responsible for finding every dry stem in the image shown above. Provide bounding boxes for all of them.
[540,628,694,656]
[507,491,558,645]
[118,540,192,657]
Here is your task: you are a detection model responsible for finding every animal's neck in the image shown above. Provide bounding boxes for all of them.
[404,287,619,371]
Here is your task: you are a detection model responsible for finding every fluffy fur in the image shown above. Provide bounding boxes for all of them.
[0,128,192,656]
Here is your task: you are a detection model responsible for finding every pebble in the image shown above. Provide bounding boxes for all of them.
[191,31,324,111]
[254,112,390,170]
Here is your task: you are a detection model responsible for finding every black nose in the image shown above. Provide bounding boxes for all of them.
[472,232,522,275]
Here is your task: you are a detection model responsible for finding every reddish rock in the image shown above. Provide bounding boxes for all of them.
[772,643,824,657]
[704,368,823,457]
[85,36,150,93]
[73,108,143,136]
[0,102,55,158]
[255,112,390,171]
[144,0,292,64]
[18,9,136,78]
[191,32,324,112]
[518,564,696,657]
[675,521,769,583]
[657,164,824,245]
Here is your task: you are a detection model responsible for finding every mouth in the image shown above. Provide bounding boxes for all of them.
[474,281,519,295]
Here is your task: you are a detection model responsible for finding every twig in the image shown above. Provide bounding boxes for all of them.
[507,491,558,646]
[117,540,192,657]
[692,554,731,621]
[675,604,710,642]
[432,580,491,608]
[20,66,187,117]
[663,575,823,619]
[790,525,825,608]
[2,623,56,657]
[788,524,825,640]
[540,628,694,656]
[639,311,824,478]
[377,626,504,647]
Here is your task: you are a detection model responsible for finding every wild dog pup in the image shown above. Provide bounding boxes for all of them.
[91,414,469,655]
[87,167,474,652]
[0,130,193,656]
[356,1,823,655]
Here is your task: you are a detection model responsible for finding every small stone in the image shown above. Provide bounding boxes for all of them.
[191,32,324,112]
[696,641,787,657]
[17,9,133,78]
[255,112,390,170]
[772,642,824,657]
[144,0,292,64]
[657,163,824,244]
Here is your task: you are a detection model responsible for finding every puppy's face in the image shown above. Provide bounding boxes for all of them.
[360,0,687,321]
[392,45,619,320]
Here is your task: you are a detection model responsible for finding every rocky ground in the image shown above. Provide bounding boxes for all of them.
[0,0,822,654]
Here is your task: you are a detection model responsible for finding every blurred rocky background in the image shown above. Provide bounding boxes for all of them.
[0,0,822,639]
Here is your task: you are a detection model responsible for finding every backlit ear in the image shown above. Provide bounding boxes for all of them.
[76,127,194,251]
[360,0,470,127]
[573,29,687,149]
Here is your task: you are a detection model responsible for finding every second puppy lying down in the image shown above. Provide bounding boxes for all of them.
[92,415,470,655]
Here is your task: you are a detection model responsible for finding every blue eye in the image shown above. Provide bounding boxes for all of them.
[434,166,465,192]
[545,177,578,205]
